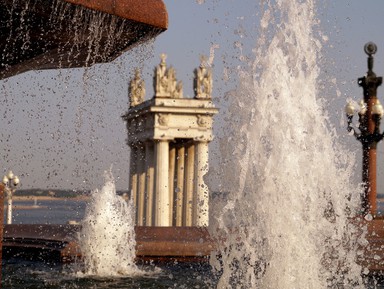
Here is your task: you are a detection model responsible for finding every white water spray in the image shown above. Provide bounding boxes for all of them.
[79,171,141,277]
[210,1,365,288]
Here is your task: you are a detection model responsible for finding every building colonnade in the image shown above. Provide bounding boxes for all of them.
[129,139,209,227]
[123,54,217,227]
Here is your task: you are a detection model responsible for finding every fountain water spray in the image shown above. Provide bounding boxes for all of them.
[210,0,366,288]
[79,170,141,277]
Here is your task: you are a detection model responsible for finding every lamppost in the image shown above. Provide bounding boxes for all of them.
[2,171,20,224]
[346,42,384,217]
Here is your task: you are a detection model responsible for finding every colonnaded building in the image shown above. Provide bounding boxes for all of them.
[123,54,218,227]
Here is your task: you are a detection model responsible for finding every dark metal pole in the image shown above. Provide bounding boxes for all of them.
[0,183,4,287]
[346,42,384,217]
[358,42,383,216]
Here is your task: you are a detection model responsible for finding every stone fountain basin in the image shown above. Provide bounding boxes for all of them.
[3,224,214,264]
[4,219,384,273]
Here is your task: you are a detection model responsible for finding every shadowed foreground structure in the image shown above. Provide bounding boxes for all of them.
[0,0,168,79]
[3,225,214,263]
[3,222,384,274]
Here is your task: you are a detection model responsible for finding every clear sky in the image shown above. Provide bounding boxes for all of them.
[1,0,384,191]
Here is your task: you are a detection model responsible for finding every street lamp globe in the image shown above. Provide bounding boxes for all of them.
[2,176,8,185]
[364,42,378,56]
[372,100,384,118]
[345,102,355,116]
[359,100,367,115]
[7,171,14,180]
[13,176,20,186]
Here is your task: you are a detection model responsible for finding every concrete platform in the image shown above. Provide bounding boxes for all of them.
[3,224,78,263]
[3,225,214,264]
[4,220,384,272]
[357,218,384,273]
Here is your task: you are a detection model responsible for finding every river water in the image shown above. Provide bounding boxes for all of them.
[11,198,384,225]
[12,199,86,224]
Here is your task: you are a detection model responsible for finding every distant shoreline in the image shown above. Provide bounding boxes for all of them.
[13,205,48,210]
[13,195,90,201]
[9,195,89,210]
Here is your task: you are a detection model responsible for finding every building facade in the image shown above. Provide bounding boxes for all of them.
[122,55,218,227]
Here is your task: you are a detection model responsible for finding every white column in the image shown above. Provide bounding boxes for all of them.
[175,146,185,227]
[6,189,12,224]
[184,143,195,226]
[155,140,170,226]
[129,145,138,224]
[169,146,176,225]
[145,142,155,226]
[194,141,209,227]
[137,144,146,226]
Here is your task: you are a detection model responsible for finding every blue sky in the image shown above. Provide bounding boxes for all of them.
[1,0,384,191]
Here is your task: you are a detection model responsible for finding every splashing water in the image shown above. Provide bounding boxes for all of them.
[210,0,365,288]
[79,171,141,277]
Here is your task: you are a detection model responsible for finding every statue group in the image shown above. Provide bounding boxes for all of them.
[155,54,183,98]
[129,54,212,107]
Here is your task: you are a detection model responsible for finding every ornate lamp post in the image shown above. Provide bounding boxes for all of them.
[2,170,20,224]
[346,42,384,217]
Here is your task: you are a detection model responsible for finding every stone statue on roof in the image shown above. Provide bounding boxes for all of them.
[155,53,169,97]
[129,68,145,107]
[174,81,183,98]
[154,53,183,98]
[194,55,212,99]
